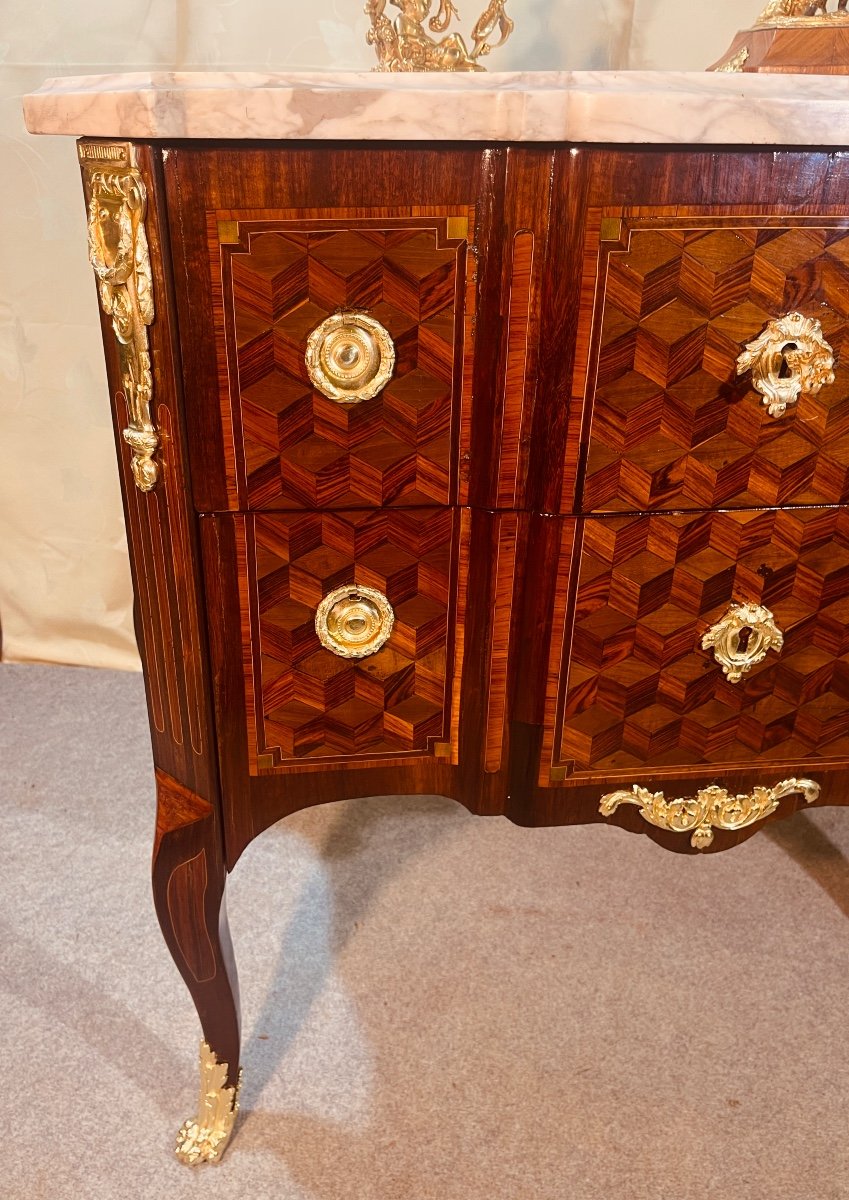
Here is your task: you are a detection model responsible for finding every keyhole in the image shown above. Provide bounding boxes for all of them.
[737,626,753,653]
[778,342,797,379]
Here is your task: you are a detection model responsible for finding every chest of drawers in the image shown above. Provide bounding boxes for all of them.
[24,69,849,1164]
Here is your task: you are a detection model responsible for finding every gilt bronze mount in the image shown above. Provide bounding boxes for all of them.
[365,0,513,72]
[600,779,821,850]
[306,311,395,403]
[710,0,849,72]
[175,1041,242,1165]
[81,141,158,491]
[737,312,835,418]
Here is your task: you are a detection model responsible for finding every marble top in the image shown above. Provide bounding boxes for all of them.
[22,70,849,145]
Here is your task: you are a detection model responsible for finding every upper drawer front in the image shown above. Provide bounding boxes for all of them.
[163,146,519,513]
[215,213,473,510]
[571,213,849,514]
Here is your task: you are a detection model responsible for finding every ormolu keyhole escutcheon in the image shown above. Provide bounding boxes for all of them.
[737,312,834,418]
[701,602,783,683]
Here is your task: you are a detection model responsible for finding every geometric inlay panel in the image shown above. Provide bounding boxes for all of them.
[548,506,849,779]
[215,214,473,510]
[239,507,462,768]
[576,217,849,512]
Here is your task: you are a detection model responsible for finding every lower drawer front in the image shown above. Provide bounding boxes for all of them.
[542,506,849,784]
[221,507,467,771]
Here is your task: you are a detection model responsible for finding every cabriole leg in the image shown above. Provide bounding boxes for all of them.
[152,769,242,1164]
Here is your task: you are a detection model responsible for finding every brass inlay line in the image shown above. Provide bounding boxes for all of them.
[166,850,216,984]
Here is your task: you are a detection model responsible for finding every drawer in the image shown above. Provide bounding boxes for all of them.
[162,144,505,513]
[569,213,849,514]
[205,506,470,772]
[540,506,849,784]
[215,215,472,510]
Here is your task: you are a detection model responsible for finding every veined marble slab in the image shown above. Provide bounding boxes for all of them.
[22,69,849,145]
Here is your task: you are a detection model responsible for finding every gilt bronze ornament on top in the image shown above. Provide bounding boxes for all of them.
[757,1,848,21]
[365,0,513,71]
[710,0,849,72]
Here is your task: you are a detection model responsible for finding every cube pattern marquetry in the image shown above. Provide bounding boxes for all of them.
[554,507,849,776]
[249,507,457,764]
[581,223,849,512]
[225,223,467,509]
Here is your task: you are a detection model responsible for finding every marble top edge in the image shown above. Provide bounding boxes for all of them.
[22,69,849,145]
[26,68,849,95]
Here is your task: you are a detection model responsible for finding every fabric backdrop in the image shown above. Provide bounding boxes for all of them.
[1,0,749,668]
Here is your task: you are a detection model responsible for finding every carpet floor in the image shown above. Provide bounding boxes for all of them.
[2,661,849,1198]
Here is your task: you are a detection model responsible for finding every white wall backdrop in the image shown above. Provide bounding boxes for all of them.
[1,0,750,668]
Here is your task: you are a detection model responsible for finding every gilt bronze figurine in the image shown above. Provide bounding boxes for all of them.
[365,0,513,72]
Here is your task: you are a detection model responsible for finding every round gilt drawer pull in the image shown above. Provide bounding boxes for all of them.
[599,778,820,851]
[737,311,835,419]
[305,312,395,404]
[315,584,394,659]
[701,602,783,683]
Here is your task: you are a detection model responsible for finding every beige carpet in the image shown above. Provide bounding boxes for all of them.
[3,661,849,1198]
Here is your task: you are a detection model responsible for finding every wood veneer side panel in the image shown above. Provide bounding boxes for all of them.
[497,146,554,511]
[163,148,229,512]
[484,513,517,771]
[455,507,511,814]
[504,510,570,807]
[198,513,255,864]
[80,141,220,803]
[527,148,592,515]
